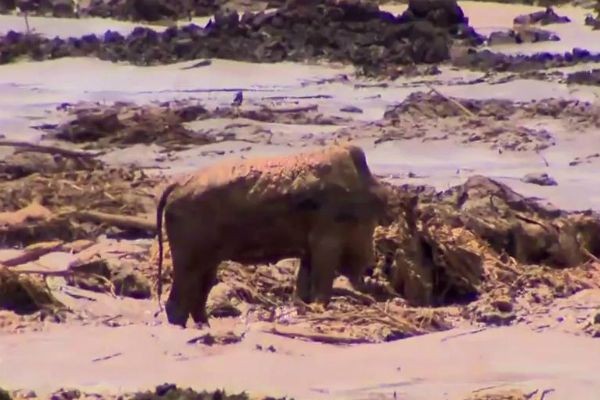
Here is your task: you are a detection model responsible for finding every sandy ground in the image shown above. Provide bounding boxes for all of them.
[2,2,600,400]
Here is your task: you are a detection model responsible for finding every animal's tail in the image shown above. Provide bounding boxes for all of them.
[155,182,178,312]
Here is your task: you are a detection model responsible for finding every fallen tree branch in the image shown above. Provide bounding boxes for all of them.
[261,104,318,113]
[0,240,64,267]
[263,326,370,345]
[71,210,155,232]
[0,139,103,159]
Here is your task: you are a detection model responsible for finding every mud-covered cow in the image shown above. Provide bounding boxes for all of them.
[156,144,387,327]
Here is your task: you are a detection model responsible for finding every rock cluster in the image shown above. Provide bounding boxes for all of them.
[0,0,485,75]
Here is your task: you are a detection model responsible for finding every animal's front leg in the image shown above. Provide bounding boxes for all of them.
[190,260,219,328]
[308,232,342,307]
[294,255,312,304]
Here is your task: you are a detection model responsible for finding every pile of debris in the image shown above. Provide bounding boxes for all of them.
[336,91,600,151]
[453,47,600,73]
[0,0,484,75]
[3,384,290,400]
[37,99,349,151]
[145,175,600,342]
[0,148,158,246]
[38,100,213,149]
[0,0,76,17]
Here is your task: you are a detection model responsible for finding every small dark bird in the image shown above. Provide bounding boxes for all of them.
[231,90,243,107]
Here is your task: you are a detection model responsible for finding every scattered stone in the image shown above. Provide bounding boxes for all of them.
[585,13,600,30]
[513,6,571,26]
[569,153,600,166]
[567,69,600,86]
[50,388,81,400]
[339,106,363,114]
[521,172,558,186]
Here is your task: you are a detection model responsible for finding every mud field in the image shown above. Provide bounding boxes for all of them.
[2,1,600,400]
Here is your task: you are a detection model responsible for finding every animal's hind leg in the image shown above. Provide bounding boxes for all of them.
[294,255,312,304]
[164,218,202,328]
[190,260,219,327]
[340,222,377,293]
[308,230,342,307]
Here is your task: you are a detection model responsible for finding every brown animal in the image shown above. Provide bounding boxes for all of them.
[156,144,387,327]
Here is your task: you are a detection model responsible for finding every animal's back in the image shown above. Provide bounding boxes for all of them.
[170,144,374,206]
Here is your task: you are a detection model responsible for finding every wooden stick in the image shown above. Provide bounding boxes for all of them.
[0,140,102,159]
[263,326,370,345]
[261,104,319,113]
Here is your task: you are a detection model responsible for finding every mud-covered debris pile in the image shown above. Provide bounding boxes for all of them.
[0,0,76,17]
[149,243,451,343]
[0,156,159,246]
[383,91,600,128]
[40,100,349,150]
[146,176,600,343]
[3,384,290,400]
[39,100,213,150]
[374,176,600,326]
[487,25,559,46]
[567,69,600,86]
[0,0,484,74]
[0,0,284,20]
[80,0,218,21]
[513,6,571,25]
[334,91,600,151]
[454,47,600,73]
[0,267,66,315]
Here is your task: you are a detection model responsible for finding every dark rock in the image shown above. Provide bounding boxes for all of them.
[340,105,363,113]
[513,7,571,26]
[585,14,600,30]
[521,172,558,186]
[50,388,81,400]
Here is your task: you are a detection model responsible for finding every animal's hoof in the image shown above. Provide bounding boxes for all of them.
[165,302,189,328]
